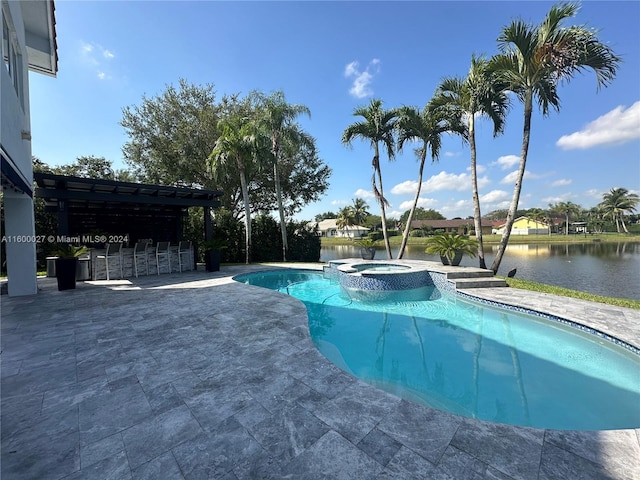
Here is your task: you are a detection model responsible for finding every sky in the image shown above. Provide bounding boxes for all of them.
[29,1,640,222]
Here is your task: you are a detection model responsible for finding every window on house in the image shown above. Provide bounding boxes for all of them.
[2,9,24,108]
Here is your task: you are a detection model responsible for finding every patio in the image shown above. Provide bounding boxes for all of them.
[1,265,639,479]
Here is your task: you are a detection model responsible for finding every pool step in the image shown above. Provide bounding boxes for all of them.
[452,277,508,289]
[445,269,495,279]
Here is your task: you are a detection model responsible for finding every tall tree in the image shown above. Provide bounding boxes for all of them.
[121,79,220,188]
[342,99,399,259]
[431,54,509,268]
[600,188,639,233]
[549,201,582,235]
[253,90,311,262]
[351,198,370,225]
[488,2,620,273]
[210,105,265,264]
[395,104,466,259]
[336,206,355,236]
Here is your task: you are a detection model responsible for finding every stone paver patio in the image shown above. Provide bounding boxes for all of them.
[1,263,639,479]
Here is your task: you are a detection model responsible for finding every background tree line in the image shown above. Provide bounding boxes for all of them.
[28,83,331,266]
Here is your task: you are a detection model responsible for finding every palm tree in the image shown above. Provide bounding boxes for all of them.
[549,201,581,235]
[527,207,549,234]
[342,99,399,259]
[209,111,262,264]
[351,198,370,226]
[488,2,620,273]
[429,54,508,268]
[336,206,355,237]
[395,104,466,259]
[600,188,639,233]
[254,90,311,262]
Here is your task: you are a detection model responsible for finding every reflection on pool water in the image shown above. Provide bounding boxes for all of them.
[233,269,640,430]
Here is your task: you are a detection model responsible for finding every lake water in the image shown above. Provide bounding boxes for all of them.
[320,242,640,301]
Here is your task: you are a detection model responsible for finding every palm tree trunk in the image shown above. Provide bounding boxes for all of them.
[274,162,288,261]
[377,166,392,260]
[491,90,533,274]
[239,170,252,264]
[397,153,426,259]
[373,143,392,259]
[272,137,288,262]
[469,114,487,269]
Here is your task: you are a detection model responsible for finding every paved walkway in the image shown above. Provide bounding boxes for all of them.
[1,264,639,479]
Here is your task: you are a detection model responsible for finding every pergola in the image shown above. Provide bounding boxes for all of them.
[34,173,223,244]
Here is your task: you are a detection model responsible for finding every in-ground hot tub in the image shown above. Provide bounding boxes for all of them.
[326,259,443,302]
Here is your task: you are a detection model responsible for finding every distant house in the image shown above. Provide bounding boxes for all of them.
[1,1,58,296]
[308,219,370,239]
[494,217,550,235]
[410,219,493,235]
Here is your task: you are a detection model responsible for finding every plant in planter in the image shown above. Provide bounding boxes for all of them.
[52,244,88,290]
[203,238,226,272]
[424,233,478,266]
[356,237,377,260]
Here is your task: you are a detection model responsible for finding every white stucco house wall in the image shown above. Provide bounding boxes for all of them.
[1,0,57,296]
[308,219,370,239]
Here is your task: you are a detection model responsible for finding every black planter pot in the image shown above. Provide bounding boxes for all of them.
[55,257,78,291]
[360,247,376,260]
[205,250,221,272]
[440,250,463,266]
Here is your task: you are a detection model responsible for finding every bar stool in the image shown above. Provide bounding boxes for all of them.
[155,242,171,275]
[133,241,150,277]
[177,241,192,272]
[96,242,123,280]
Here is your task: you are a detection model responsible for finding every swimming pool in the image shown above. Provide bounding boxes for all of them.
[233,269,640,430]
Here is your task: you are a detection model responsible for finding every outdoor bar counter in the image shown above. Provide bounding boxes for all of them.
[90,245,194,280]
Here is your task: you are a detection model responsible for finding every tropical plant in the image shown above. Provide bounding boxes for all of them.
[599,187,639,233]
[355,237,376,248]
[395,103,467,260]
[424,233,478,265]
[209,104,264,264]
[342,99,399,259]
[549,201,582,235]
[431,54,509,268]
[202,238,227,251]
[52,244,88,258]
[351,198,370,226]
[336,206,355,236]
[253,90,311,262]
[488,1,620,273]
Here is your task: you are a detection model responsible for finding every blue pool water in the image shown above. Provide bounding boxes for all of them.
[233,269,640,430]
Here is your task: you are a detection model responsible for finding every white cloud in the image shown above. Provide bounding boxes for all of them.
[444,151,462,158]
[480,190,509,203]
[80,41,115,79]
[330,199,349,206]
[354,188,375,199]
[398,197,437,211]
[556,101,640,149]
[500,170,540,184]
[542,193,573,203]
[424,171,469,192]
[390,180,419,195]
[551,179,572,187]
[344,59,381,98]
[491,155,520,170]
